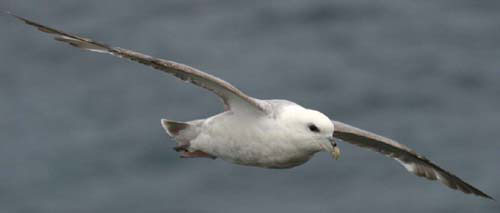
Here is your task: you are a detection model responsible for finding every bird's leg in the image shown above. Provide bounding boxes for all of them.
[173,139,216,159]
[180,150,217,159]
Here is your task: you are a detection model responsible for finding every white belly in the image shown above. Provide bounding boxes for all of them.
[190,112,318,168]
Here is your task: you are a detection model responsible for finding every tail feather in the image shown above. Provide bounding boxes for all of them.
[161,119,189,137]
[161,119,202,142]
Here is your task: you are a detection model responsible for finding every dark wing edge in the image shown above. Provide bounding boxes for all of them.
[332,120,493,200]
[4,12,267,113]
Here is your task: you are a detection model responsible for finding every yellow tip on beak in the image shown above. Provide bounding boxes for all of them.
[331,146,341,160]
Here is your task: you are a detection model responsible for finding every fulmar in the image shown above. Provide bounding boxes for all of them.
[3,12,493,200]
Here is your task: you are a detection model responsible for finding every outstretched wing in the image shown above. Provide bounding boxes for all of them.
[332,120,493,199]
[5,12,267,114]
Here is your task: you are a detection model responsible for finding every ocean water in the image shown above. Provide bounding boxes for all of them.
[1,0,499,212]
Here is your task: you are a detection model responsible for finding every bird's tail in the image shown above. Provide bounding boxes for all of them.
[161,118,215,159]
[161,119,201,140]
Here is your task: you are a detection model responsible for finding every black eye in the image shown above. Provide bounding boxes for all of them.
[308,124,320,133]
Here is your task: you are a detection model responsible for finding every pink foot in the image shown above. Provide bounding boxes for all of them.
[180,151,216,159]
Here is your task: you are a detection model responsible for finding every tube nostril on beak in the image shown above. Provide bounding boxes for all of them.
[328,136,337,145]
[322,136,341,160]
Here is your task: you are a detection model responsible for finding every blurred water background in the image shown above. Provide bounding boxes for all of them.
[1,0,499,212]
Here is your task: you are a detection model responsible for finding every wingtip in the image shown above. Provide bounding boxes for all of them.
[470,188,494,200]
[471,185,495,200]
[483,194,495,201]
[480,194,495,201]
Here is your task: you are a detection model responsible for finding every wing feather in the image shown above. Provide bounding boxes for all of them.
[6,12,266,114]
[332,120,493,199]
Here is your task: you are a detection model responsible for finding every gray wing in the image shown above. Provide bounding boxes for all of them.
[6,12,266,113]
[332,120,493,199]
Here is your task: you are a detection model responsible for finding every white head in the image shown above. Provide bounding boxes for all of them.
[279,105,340,159]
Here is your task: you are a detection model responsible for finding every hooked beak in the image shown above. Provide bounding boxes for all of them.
[325,136,341,160]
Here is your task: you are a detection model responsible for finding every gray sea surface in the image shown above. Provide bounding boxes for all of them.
[1,0,499,212]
